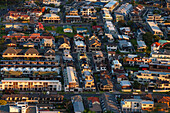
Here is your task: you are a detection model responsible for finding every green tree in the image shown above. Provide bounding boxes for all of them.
[49,4,55,7]
[143,32,154,46]
[133,80,141,89]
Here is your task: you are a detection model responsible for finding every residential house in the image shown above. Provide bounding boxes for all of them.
[120,80,132,91]
[158,96,170,108]
[120,27,131,35]
[151,42,161,53]
[111,60,122,70]
[101,93,120,113]
[116,75,128,83]
[95,63,107,72]
[100,78,113,91]
[42,13,60,23]
[71,95,84,113]
[76,28,87,34]
[40,38,55,49]
[137,40,147,52]
[58,37,70,51]
[63,25,73,33]
[65,8,80,23]
[93,51,105,64]
[107,51,116,61]
[74,40,86,52]
[107,43,117,51]
[87,97,102,113]
[63,50,73,62]
[89,35,101,52]
[6,11,30,21]
[118,40,134,53]
[0,78,62,91]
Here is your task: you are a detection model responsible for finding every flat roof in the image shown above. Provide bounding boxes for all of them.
[66,67,76,83]
[104,1,118,8]
[75,40,85,46]
[137,40,146,47]
[147,22,163,33]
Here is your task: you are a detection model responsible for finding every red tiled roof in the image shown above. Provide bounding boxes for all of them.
[158,96,170,103]
[151,42,161,47]
[87,97,100,103]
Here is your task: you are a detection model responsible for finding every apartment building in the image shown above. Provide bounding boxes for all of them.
[2,94,64,103]
[134,70,170,84]
[149,61,170,72]
[104,0,119,12]
[114,3,133,16]
[2,48,56,61]
[125,55,151,66]
[151,49,170,59]
[0,59,60,77]
[3,34,55,43]
[66,8,81,23]
[64,66,81,92]
[43,13,60,23]
[121,99,154,112]
[0,78,62,91]
[81,6,97,21]
[147,22,163,37]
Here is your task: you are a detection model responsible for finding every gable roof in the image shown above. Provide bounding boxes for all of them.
[158,96,170,103]
[25,48,39,54]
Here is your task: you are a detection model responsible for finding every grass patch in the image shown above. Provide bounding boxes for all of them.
[44,26,76,37]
